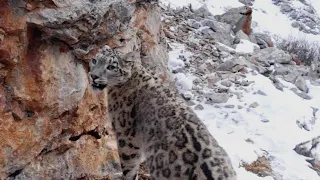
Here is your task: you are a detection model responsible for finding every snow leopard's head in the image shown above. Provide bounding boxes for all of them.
[240,7,252,15]
[88,46,139,91]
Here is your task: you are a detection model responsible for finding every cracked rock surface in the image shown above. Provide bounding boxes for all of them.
[0,0,168,179]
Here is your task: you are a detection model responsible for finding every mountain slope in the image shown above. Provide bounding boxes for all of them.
[161,0,320,179]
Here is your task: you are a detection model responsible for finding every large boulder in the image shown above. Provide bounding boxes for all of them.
[252,47,292,65]
[200,19,234,46]
[215,6,247,28]
[272,64,310,93]
[294,76,309,93]
[253,33,274,49]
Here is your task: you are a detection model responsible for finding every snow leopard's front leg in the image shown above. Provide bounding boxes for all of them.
[116,134,142,180]
[112,107,142,180]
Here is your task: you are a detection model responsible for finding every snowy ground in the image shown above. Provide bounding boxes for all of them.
[168,42,320,180]
[310,0,320,16]
[161,0,320,42]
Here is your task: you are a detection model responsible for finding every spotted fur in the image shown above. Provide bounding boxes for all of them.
[89,46,237,180]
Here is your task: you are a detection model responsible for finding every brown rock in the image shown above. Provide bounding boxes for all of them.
[15,135,121,179]
[0,0,169,179]
[11,101,25,121]
[267,41,274,47]
[242,156,273,177]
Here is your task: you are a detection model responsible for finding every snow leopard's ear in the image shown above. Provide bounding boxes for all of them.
[121,51,141,63]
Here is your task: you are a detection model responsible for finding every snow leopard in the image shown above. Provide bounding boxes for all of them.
[88,46,237,180]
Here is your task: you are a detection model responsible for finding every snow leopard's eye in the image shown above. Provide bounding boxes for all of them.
[107,65,116,70]
[92,59,97,65]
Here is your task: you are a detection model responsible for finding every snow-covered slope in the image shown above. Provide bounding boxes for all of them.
[162,0,320,41]
[167,42,320,180]
[161,0,320,179]
[311,0,320,15]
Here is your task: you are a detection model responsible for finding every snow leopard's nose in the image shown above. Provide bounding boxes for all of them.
[91,74,99,81]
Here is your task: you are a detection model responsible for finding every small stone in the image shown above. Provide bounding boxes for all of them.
[296,120,311,131]
[205,92,229,104]
[220,80,233,87]
[191,22,201,29]
[196,96,205,102]
[11,102,25,121]
[182,93,193,101]
[178,55,187,61]
[237,105,243,109]
[217,60,235,71]
[245,138,254,144]
[261,119,270,123]
[233,37,240,44]
[274,82,284,91]
[311,107,318,117]
[193,78,202,85]
[240,80,253,86]
[194,104,204,110]
[256,90,267,96]
[249,102,259,108]
[172,67,184,74]
[187,101,196,106]
[224,105,235,108]
[217,87,229,93]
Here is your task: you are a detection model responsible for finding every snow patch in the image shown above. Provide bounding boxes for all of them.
[235,40,259,53]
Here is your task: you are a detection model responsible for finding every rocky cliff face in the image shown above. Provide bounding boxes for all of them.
[0,0,167,179]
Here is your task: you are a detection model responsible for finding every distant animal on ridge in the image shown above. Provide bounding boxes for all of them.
[233,7,253,36]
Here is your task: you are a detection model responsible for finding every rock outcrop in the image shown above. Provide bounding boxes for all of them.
[294,136,320,176]
[215,6,248,27]
[0,0,167,179]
